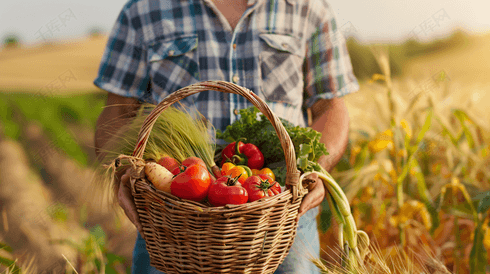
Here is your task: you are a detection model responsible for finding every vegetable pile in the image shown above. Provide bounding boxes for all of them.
[142,105,330,205]
[216,107,329,186]
[145,155,282,206]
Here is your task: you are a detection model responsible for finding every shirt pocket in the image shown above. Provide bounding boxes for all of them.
[259,33,304,105]
[147,35,200,101]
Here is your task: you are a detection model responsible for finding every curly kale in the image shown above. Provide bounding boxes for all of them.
[216,107,328,185]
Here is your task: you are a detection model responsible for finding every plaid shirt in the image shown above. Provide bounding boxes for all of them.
[94,0,359,132]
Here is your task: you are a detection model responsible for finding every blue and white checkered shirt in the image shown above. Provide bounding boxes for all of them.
[94,0,359,132]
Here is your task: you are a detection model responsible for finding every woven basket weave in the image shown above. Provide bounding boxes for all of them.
[128,81,307,274]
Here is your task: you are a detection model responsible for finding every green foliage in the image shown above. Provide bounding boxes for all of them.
[470,191,490,274]
[59,104,81,124]
[217,106,327,163]
[0,257,21,273]
[346,38,403,79]
[88,27,104,38]
[477,191,490,214]
[0,242,21,273]
[0,103,21,140]
[0,92,106,166]
[51,225,128,273]
[2,34,20,48]
[216,106,328,185]
[470,221,488,274]
[404,30,469,57]
[47,203,69,223]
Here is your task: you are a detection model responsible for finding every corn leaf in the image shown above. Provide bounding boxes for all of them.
[434,114,459,147]
[0,242,13,253]
[450,205,481,219]
[477,191,490,215]
[453,109,476,150]
[412,159,439,232]
[439,178,479,222]
[470,220,488,274]
[415,109,433,145]
[353,145,370,171]
[0,257,20,273]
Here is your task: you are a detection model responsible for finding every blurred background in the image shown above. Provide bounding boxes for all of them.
[0,0,489,273]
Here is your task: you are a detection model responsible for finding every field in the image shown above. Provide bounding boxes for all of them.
[0,31,489,273]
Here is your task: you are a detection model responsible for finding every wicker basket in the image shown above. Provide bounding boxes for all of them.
[128,81,307,274]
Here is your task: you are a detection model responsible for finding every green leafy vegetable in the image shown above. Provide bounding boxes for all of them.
[216,107,328,185]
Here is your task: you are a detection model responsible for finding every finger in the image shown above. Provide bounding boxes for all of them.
[298,179,325,218]
[304,173,319,191]
[120,169,132,187]
[118,181,144,235]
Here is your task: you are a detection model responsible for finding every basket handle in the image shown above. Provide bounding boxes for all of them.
[131,81,304,200]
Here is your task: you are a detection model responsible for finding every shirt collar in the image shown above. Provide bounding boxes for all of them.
[234,0,297,6]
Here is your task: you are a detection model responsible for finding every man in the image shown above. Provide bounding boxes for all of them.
[94,0,358,273]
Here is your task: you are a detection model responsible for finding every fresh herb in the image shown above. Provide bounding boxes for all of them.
[216,107,328,185]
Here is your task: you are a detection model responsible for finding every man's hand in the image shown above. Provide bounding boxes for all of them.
[117,168,145,237]
[297,173,325,221]
[297,97,350,217]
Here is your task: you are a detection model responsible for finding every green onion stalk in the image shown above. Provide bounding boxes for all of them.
[300,162,370,272]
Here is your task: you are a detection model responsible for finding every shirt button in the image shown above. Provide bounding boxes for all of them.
[150,54,160,62]
[168,50,175,56]
[233,43,237,50]
[234,109,239,115]
[232,75,239,83]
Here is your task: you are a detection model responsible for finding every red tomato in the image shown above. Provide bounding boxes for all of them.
[157,156,180,173]
[182,156,206,168]
[208,176,248,207]
[242,174,281,202]
[172,156,208,175]
[170,160,211,202]
[183,157,216,182]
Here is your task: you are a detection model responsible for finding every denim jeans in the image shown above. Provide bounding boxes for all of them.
[132,206,320,274]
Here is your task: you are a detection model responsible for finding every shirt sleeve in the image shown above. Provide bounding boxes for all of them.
[93,5,151,102]
[303,0,359,108]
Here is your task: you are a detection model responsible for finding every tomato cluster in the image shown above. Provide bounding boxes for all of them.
[214,162,281,206]
[154,151,281,207]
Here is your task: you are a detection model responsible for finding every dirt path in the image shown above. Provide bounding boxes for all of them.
[0,138,88,272]
[20,122,137,265]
